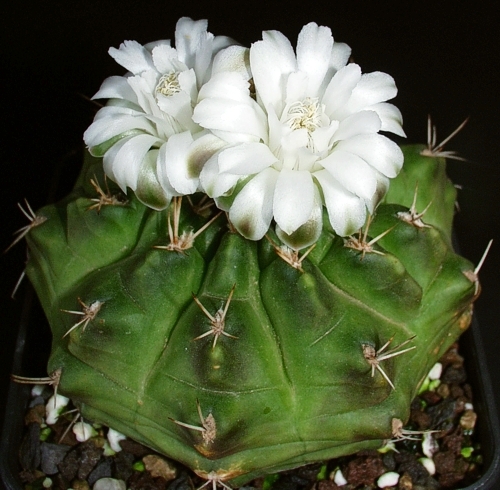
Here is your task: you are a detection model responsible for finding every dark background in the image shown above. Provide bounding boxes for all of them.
[1,0,499,467]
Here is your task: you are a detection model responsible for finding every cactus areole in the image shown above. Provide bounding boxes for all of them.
[23,18,478,487]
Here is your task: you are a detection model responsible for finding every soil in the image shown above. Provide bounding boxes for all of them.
[16,343,483,490]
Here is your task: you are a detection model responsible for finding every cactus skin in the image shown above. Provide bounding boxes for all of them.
[25,144,477,486]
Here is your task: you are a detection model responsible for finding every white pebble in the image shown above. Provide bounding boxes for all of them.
[428,362,443,380]
[333,468,347,486]
[45,394,70,425]
[73,421,97,442]
[42,477,53,488]
[422,431,439,458]
[377,471,400,488]
[465,402,474,410]
[107,427,126,452]
[419,457,436,475]
[93,478,126,490]
[31,384,45,397]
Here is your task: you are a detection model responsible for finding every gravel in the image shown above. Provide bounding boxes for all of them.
[17,343,483,489]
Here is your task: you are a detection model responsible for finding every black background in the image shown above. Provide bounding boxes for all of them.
[1,0,499,469]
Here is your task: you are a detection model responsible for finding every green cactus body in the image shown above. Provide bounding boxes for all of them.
[25,144,477,486]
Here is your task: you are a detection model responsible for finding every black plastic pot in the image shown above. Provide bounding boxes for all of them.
[1,280,499,490]
[1,286,54,490]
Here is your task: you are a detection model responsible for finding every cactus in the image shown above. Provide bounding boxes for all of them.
[16,18,480,488]
[22,143,477,486]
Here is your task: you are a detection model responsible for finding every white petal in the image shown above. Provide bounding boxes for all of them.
[347,71,398,113]
[317,42,352,97]
[200,152,242,197]
[174,17,216,85]
[175,17,209,67]
[296,149,321,172]
[83,110,154,147]
[144,39,171,51]
[104,134,161,191]
[169,131,227,194]
[143,114,178,141]
[335,134,404,178]
[151,44,185,74]
[198,71,253,104]
[366,169,390,213]
[98,96,141,111]
[92,76,138,103]
[212,35,238,55]
[273,169,315,234]
[213,196,231,212]
[250,30,297,114]
[194,97,267,141]
[322,63,362,117]
[229,167,279,240]
[329,42,351,73]
[156,90,195,131]
[194,31,215,84]
[136,150,171,210]
[296,22,333,96]
[284,71,308,105]
[127,74,162,117]
[267,104,285,152]
[109,40,154,74]
[208,129,260,145]
[218,143,278,175]
[309,122,339,153]
[320,150,377,200]
[191,132,228,164]
[178,69,198,109]
[196,72,267,138]
[157,131,197,194]
[332,110,382,143]
[315,169,367,236]
[368,102,406,137]
[155,145,180,198]
[276,184,323,249]
[212,45,251,80]
[101,137,126,185]
[90,103,141,122]
[281,127,309,153]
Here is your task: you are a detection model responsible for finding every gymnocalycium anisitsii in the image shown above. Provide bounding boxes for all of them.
[12,17,485,488]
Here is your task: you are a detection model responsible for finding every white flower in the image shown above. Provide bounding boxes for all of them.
[83,17,247,210]
[194,22,404,248]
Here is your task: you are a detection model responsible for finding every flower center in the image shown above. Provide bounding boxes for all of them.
[156,72,181,97]
[286,97,322,133]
